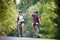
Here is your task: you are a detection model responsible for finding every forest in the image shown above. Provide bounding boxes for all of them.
[0,0,60,39]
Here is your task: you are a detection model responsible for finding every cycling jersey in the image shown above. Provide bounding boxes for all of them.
[18,14,25,23]
[32,14,40,23]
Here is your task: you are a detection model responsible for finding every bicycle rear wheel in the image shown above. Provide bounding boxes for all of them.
[33,25,39,38]
[18,24,22,37]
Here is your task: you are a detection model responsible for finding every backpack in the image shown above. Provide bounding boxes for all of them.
[17,17,19,22]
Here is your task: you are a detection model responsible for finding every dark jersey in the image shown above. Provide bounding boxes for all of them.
[32,14,40,23]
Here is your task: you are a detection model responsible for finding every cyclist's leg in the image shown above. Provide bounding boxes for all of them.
[18,26,20,37]
[18,22,21,37]
[21,22,24,33]
[32,23,36,38]
[32,23,34,30]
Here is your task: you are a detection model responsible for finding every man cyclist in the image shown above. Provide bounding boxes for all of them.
[32,11,40,38]
[17,10,26,37]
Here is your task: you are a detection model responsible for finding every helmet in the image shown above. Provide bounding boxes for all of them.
[34,10,38,14]
[18,10,22,13]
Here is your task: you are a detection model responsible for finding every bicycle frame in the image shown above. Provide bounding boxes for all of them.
[18,23,22,37]
[33,23,39,38]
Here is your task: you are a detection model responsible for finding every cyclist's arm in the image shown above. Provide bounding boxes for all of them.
[28,13,34,16]
[23,13,32,16]
[22,14,26,16]
[22,13,28,16]
[38,16,41,24]
[39,17,40,22]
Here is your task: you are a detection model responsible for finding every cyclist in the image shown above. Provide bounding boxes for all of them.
[32,11,40,38]
[17,10,26,37]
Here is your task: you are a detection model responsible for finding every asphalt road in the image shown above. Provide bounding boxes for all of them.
[0,36,55,40]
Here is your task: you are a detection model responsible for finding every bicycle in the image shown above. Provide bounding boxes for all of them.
[18,22,23,37]
[33,22,39,38]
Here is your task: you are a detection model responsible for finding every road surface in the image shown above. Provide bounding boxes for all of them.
[0,36,55,40]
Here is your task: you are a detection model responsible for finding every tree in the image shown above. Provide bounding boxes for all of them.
[19,0,40,12]
[0,0,17,36]
[54,0,60,39]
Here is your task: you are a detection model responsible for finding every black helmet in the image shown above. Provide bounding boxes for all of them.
[18,10,22,13]
[34,10,38,14]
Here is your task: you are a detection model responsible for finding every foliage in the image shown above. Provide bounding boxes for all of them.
[0,0,17,36]
[23,0,58,39]
[0,0,60,39]
[19,0,40,12]
[54,0,60,39]
[39,1,58,38]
